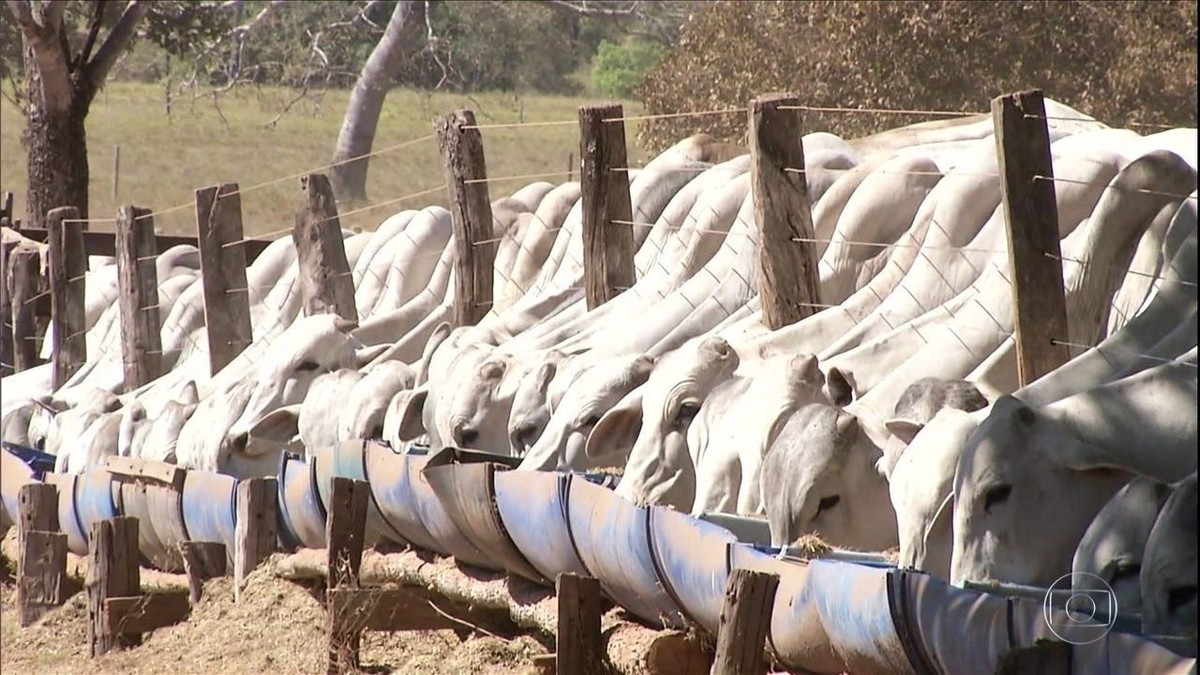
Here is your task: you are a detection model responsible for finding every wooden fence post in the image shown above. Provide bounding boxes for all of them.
[17,483,67,626]
[8,246,43,372]
[88,517,141,657]
[179,541,227,606]
[995,640,1072,674]
[749,93,821,330]
[1,239,12,377]
[293,173,356,321]
[711,569,779,675]
[435,109,495,326]
[115,205,163,391]
[195,183,253,375]
[556,572,603,675]
[326,477,370,674]
[234,477,278,603]
[992,89,1071,386]
[578,102,635,310]
[47,206,87,388]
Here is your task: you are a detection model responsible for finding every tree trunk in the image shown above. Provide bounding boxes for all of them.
[329,0,417,203]
[23,103,90,230]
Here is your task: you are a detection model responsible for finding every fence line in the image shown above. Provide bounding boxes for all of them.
[779,104,986,117]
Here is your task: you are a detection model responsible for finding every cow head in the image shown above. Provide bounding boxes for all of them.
[1140,473,1197,638]
[508,350,568,457]
[518,354,655,472]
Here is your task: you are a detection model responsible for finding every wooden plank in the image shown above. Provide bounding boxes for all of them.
[103,592,192,635]
[292,173,356,321]
[327,587,461,633]
[114,205,163,392]
[8,246,43,372]
[104,456,185,490]
[532,654,557,675]
[556,572,603,675]
[179,541,227,606]
[992,89,1071,386]
[995,640,1072,674]
[711,568,779,675]
[47,206,87,388]
[195,183,254,375]
[88,517,141,656]
[325,477,370,590]
[1,191,13,223]
[435,109,495,326]
[234,477,278,603]
[18,530,67,626]
[578,102,635,311]
[749,93,821,330]
[1,239,12,377]
[13,227,274,262]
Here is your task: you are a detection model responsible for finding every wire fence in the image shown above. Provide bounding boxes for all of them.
[6,99,1196,390]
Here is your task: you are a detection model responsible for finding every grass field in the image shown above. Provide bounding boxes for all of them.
[0,81,652,237]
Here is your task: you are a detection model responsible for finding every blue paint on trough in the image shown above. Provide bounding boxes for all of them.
[74,469,121,545]
[411,447,498,570]
[805,559,913,675]
[313,440,403,546]
[181,470,238,563]
[493,470,590,582]
[647,505,738,634]
[278,455,326,549]
[363,443,443,553]
[422,448,545,584]
[566,475,688,629]
[43,472,88,555]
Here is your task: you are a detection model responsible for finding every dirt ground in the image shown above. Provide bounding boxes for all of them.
[0,542,548,675]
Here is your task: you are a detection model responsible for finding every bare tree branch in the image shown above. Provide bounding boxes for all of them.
[6,0,73,112]
[4,0,35,28]
[545,0,641,17]
[84,0,152,88]
[42,0,67,29]
[76,0,107,70]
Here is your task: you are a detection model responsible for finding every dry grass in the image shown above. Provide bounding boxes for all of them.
[0,529,546,674]
[0,82,651,237]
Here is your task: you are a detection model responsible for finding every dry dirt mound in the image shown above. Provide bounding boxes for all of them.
[1,561,547,674]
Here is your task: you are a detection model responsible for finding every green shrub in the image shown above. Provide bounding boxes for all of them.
[592,39,665,99]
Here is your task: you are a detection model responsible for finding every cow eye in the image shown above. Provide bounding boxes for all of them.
[295,360,321,372]
[581,413,602,428]
[1167,585,1198,612]
[982,484,1012,513]
[817,494,840,513]
[675,402,700,426]
[1111,561,1141,582]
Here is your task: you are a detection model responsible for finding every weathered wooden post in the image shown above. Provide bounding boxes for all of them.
[711,569,779,675]
[179,541,227,606]
[8,246,43,372]
[326,477,370,674]
[992,89,1071,386]
[234,477,278,603]
[578,103,635,310]
[292,173,356,321]
[556,572,603,675]
[17,483,67,626]
[1,239,13,376]
[47,206,87,388]
[115,205,163,391]
[749,93,821,330]
[435,109,495,326]
[88,517,141,656]
[195,183,253,375]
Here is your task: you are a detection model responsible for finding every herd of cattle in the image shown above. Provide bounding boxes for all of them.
[2,97,1196,643]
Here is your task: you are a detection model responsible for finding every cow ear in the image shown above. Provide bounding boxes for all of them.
[922,491,955,558]
[178,380,199,406]
[534,358,559,396]
[586,388,644,461]
[629,355,656,384]
[886,417,925,445]
[415,322,453,387]
[247,405,302,447]
[825,367,855,407]
[480,359,507,382]
[354,342,392,370]
[398,387,429,440]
